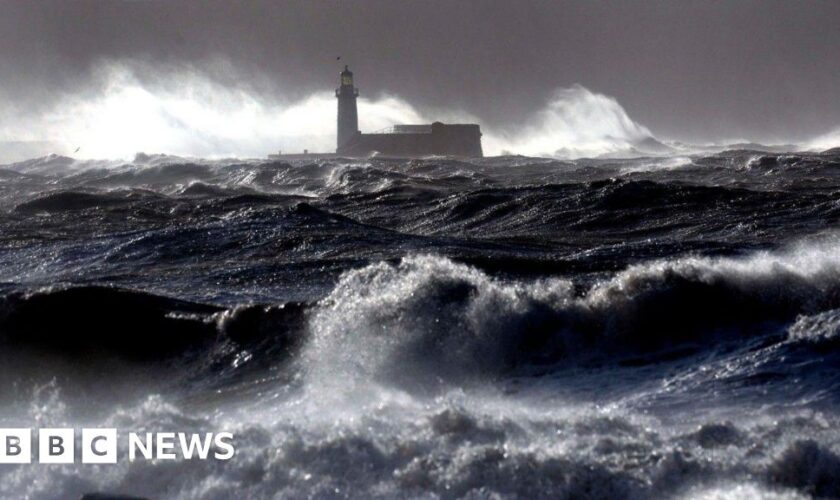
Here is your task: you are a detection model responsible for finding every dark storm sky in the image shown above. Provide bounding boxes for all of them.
[1,0,839,142]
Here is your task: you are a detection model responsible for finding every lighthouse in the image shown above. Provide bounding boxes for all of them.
[336,65,359,150]
[329,66,482,157]
[272,65,481,159]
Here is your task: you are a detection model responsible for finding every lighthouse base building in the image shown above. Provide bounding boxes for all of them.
[337,122,483,157]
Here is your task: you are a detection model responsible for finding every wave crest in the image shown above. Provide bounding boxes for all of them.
[485,85,672,158]
[304,238,840,390]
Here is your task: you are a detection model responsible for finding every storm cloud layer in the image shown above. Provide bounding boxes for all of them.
[1,0,839,160]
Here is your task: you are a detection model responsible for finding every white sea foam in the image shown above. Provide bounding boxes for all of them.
[1,379,839,499]
[788,308,840,342]
[676,483,809,500]
[483,85,664,158]
[806,126,840,152]
[620,156,693,173]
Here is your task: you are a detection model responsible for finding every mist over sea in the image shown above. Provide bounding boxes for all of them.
[10,62,838,164]
[0,147,840,499]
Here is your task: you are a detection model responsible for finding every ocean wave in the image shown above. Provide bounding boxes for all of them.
[14,190,151,212]
[0,286,308,376]
[304,238,840,390]
[4,233,840,385]
[0,286,220,360]
[5,150,840,216]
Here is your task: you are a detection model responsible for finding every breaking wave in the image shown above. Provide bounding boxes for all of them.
[485,85,671,158]
[303,235,840,394]
[806,126,840,152]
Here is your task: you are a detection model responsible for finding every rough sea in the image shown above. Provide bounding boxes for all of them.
[2,149,840,499]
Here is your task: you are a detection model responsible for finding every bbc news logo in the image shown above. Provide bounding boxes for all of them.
[0,429,235,464]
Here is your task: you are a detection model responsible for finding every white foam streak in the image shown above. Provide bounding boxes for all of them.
[788,309,840,341]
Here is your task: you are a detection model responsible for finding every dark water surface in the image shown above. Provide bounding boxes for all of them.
[2,150,840,499]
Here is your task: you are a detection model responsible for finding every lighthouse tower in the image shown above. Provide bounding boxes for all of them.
[336,65,359,151]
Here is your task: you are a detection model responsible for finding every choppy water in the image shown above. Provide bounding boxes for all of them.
[2,149,840,499]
